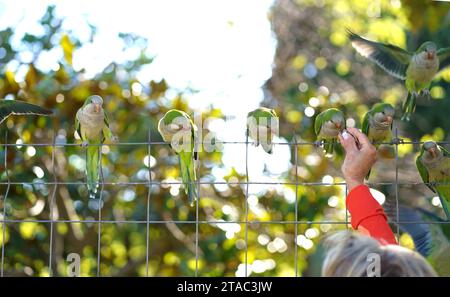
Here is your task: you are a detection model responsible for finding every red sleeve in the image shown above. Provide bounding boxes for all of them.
[346,185,397,245]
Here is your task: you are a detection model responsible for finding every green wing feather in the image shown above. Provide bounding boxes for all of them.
[74,117,81,139]
[435,145,450,220]
[179,151,198,206]
[416,151,435,193]
[401,92,416,121]
[362,112,372,180]
[179,121,198,204]
[102,110,113,141]
[437,47,450,72]
[314,112,324,135]
[0,100,52,125]
[348,30,412,80]
[441,145,450,157]
[361,112,370,137]
[191,121,198,160]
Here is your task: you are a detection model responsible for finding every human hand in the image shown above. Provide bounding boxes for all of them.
[338,127,377,191]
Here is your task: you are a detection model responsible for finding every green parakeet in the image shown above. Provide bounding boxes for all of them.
[247,107,279,154]
[75,95,114,199]
[314,108,345,157]
[0,99,52,124]
[416,141,450,220]
[394,206,450,276]
[348,30,450,121]
[362,103,395,147]
[158,109,198,206]
[362,103,395,179]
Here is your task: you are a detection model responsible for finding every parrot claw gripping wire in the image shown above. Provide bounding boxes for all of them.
[391,137,404,146]
[313,140,324,147]
[420,89,431,101]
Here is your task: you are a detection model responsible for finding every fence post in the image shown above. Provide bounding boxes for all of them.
[1,131,10,277]
[293,133,299,277]
[145,128,152,277]
[48,130,58,276]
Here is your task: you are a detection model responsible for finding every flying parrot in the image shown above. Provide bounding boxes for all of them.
[75,95,115,199]
[158,109,198,206]
[348,30,450,121]
[416,141,450,220]
[314,108,345,157]
[391,206,450,276]
[362,103,395,179]
[0,99,52,124]
[246,107,279,154]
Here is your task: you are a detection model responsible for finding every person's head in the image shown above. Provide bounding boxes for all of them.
[321,231,437,277]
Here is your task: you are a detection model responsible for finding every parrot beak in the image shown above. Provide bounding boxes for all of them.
[385,116,393,124]
[169,124,181,131]
[427,51,435,60]
[335,122,342,130]
[94,104,101,113]
[428,147,437,158]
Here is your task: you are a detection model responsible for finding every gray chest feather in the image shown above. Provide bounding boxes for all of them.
[369,122,389,141]
[77,108,105,135]
[409,56,439,83]
[319,122,339,139]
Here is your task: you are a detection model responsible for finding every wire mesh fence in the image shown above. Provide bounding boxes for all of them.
[0,127,449,277]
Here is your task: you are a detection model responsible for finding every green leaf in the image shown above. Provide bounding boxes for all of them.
[60,34,75,65]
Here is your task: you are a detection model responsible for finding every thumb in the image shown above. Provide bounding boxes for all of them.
[338,130,357,153]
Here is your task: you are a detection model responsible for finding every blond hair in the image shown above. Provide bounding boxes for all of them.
[321,231,437,277]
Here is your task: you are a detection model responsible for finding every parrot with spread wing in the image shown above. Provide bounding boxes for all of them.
[0,99,52,124]
[247,107,279,154]
[314,108,345,157]
[416,141,450,220]
[158,109,198,206]
[348,30,450,121]
[362,103,395,179]
[391,206,450,276]
[75,95,114,199]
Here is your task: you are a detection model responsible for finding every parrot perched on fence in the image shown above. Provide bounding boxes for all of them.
[348,30,450,121]
[314,108,345,157]
[75,95,114,199]
[390,206,450,276]
[362,103,395,148]
[0,99,52,124]
[246,107,279,154]
[158,109,198,206]
[416,141,450,220]
[362,103,395,179]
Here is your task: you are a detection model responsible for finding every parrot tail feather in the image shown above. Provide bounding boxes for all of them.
[438,194,450,221]
[86,146,101,199]
[179,153,198,206]
[261,141,273,154]
[323,140,334,158]
[401,92,416,122]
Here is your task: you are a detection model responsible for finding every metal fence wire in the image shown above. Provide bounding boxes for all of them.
[0,127,449,277]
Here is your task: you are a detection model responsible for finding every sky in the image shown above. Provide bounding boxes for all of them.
[0,0,276,113]
[0,0,291,193]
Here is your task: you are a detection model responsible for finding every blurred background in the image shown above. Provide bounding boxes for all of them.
[0,0,448,276]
